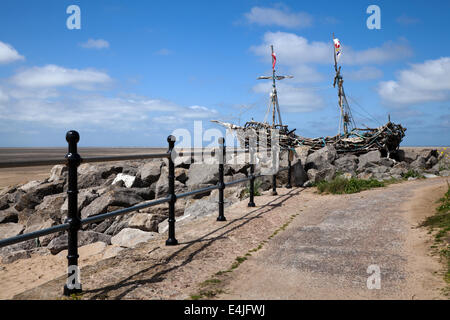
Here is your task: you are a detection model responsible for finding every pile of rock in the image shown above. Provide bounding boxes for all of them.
[302,146,449,186]
[0,147,447,264]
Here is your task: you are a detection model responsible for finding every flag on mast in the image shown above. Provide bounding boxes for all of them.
[272,51,276,70]
[333,38,342,62]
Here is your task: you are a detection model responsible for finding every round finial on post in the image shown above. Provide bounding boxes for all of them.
[167,135,176,148]
[66,130,80,144]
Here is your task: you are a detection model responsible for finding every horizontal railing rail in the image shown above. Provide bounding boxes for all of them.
[0,131,295,296]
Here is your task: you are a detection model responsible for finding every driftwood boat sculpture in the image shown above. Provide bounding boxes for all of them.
[212,36,406,156]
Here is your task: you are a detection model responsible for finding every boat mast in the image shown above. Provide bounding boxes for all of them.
[333,33,352,136]
[258,45,293,129]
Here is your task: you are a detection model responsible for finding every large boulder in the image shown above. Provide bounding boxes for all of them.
[307,164,336,183]
[60,188,99,218]
[186,163,219,188]
[127,213,166,232]
[138,161,162,186]
[410,156,427,170]
[334,155,358,173]
[112,173,139,188]
[305,145,337,171]
[154,167,186,198]
[294,146,311,166]
[80,189,144,219]
[78,163,122,189]
[0,208,18,224]
[111,228,157,248]
[357,150,382,171]
[14,180,64,211]
[47,231,111,255]
[0,223,25,240]
[48,165,68,182]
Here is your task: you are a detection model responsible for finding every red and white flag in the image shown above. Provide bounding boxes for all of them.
[272,51,276,70]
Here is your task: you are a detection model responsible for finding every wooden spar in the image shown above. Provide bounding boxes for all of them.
[258,45,292,129]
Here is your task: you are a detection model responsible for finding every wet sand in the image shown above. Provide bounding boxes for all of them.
[0,148,166,188]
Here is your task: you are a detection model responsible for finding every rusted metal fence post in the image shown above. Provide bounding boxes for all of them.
[217,137,226,221]
[63,130,82,296]
[166,135,178,246]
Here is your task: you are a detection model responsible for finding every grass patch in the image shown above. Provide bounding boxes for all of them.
[402,169,425,179]
[241,180,262,199]
[316,176,386,194]
[420,181,450,295]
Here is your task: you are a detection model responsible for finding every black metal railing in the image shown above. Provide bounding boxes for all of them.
[0,130,293,296]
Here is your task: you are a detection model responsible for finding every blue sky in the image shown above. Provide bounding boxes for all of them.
[0,0,448,147]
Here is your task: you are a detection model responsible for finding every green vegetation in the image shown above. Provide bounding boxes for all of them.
[402,169,425,179]
[316,176,386,194]
[421,182,450,294]
[241,180,262,199]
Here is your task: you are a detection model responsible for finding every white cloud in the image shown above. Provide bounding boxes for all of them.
[244,6,313,28]
[378,57,450,106]
[253,82,324,112]
[251,32,412,67]
[0,41,24,64]
[0,88,8,102]
[155,48,173,56]
[11,65,112,90]
[79,39,110,49]
[345,66,383,81]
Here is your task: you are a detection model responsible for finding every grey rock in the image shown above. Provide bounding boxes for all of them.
[186,163,219,188]
[305,145,337,171]
[410,156,427,170]
[334,155,358,173]
[423,173,438,179]
[14,180,64,211]
[357,150,382,171]
[112,173,138,188]
[292,162,308,187]
[440,170,450,177]
[379,158,395,167]
[78,163,122,189]
[426,156,438,169]
[138,161,162,186]
[128,213,166,232]
[81,189,144,219]
[1,249,31,264]
[0,223,24,240]
[307,165,336,183]
[154,167,186,198]
[175,168,189,184]
[111,228,157,248]
[61,188,99,218]
[47,231,111,255]
[0,195,9,210]
[48,165,67,182]
[0,208,18,224]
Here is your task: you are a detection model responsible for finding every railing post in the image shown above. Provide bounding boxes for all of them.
[63,130,82,296]
[271,174,278,195]
[286,149,292,189]
[166,135,178,246]
[248,147,256,207]
[217,137,226,221]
